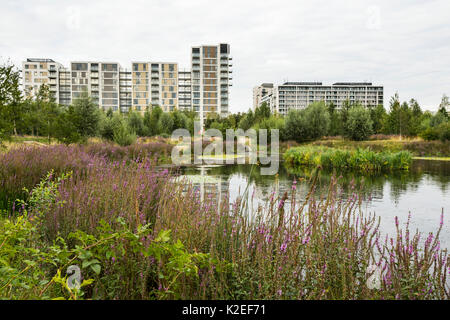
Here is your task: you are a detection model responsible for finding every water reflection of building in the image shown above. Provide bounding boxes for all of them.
[180,166,229,210]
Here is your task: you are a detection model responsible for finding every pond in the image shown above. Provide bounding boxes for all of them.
[174,159,450,249]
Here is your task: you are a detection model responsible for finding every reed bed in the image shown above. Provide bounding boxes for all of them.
[284,146,412,172]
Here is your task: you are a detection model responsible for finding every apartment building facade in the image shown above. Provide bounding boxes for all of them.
[22,59,64,102]
[178,70,192,111]
[252,83,274,111]
[191,44,232,124]
[21,43,232,118]
[130,62,179,112]
[254,82,383,115]
[69,62,132,112]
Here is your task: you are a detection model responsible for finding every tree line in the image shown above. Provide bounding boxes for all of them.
[205,94,449,142]
[1,61,449,147]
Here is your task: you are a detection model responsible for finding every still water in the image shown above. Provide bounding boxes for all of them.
[176,159,450,249]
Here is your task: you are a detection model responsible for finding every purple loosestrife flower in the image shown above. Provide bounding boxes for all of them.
[280,242,287,253]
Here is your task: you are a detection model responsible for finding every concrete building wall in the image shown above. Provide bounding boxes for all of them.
[257,82,384,115]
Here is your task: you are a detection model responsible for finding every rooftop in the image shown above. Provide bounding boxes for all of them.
[282,82,323,86]
[26,58,55,62]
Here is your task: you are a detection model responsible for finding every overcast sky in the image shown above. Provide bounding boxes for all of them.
[1,0,449,112]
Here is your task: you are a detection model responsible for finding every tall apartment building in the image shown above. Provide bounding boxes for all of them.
[70,62,132,112]
[119,68,132,113]
[191,43,232,124]
[252,83,274,111]
[254,82,383,115]
[21,44,232,118]
[131,62,178,112]
[58,67,71,106]
[178,70,192,111]
[22,59,64,102]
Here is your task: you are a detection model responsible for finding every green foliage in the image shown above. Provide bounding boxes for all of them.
[284,102,330,142]
[304,101,330,139]
[369,104,387,134]
[284,146,412,172]
[0,62,22,145]
[284,109,310,142]
[254,102,271,121]
[53,107,83,144]
[253,116,286,141]
[345,106,373,141]
[70,92,101,138]
[147,106,163,136]
[127,110,146,136]
[113,117,136,146]
[0,171,222,300]
[158,112,174,135]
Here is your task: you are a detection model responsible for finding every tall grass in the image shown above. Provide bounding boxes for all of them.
[0,142,174,213]
[1,144,448,299]
[284,146,412,172]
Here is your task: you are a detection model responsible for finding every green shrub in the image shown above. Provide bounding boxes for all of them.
[437,122,450,142]
[113,121,137,146]
[420,127,440,141]
[345,106,373,141]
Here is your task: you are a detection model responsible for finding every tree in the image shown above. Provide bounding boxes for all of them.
[146,106,163,136]
[71,91,101,138]
[284,109,309,142]
[408,99,422,136]
[399,101,412,136]
[386,93,401,135]
[127,110,145,136]
[369,104,387,134]
[54,106,82,144]
[36,84,61,143]
[99,111,119,141]
[438,94,449,119]
[171,109,188,130]
[254,102,271,121]
[113,115,136,146]
[0,62,22,144]
[345,106,373,141]
[238,110,255,131]
[328,102,341,136]
[340,99,352,136]
[253,115,286,141]
[158,112,174,135]
[303,101,330,139]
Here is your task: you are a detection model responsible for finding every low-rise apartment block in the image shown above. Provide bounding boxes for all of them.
[254,82,383,115]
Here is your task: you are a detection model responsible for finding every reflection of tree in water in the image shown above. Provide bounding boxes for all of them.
[282,160,449,205]
[178,159,449,208]
[412,160,450,194]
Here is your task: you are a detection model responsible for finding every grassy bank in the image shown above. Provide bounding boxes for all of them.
[0,143,449,300]
[310,136,449,157]
[284,146,412,172]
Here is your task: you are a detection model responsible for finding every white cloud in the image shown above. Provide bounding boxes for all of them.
[1,0,449,111]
